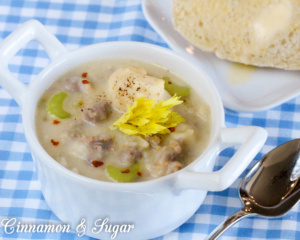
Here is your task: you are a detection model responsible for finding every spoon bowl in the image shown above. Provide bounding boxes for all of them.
[206,139,300,239]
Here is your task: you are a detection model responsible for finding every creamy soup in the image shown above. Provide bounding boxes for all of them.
[35,59,211,182]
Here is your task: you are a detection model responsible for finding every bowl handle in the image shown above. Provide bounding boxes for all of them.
[176,126,267,191]
[0,20,67,107]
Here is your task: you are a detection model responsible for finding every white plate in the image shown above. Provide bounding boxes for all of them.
[142,0,300,112]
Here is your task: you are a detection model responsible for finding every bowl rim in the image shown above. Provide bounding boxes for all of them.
[23,41,225,190]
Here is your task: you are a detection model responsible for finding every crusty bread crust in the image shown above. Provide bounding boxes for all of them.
[173,0,300,70]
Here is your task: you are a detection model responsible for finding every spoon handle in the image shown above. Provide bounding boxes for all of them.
[205,209,254,240]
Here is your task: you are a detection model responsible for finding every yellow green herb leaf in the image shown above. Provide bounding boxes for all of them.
[162,76,190,97]
[106,163,141,182]
[47,92,71,119]
[163,112,186,128]
[112,95,185,136]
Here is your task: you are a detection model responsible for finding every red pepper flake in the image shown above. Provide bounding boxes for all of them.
[53,120,60,125]
[82,72,88,78]
[137,172,142,176]
[121,169,130,174]
[168,81,172,84]
[51,139,59,146]
[183,99,186,103]
[91,160,104,167]
[82,80,90,84]
[169,127,176,132]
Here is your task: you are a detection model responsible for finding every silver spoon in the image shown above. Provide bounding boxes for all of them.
[206,139,300,239]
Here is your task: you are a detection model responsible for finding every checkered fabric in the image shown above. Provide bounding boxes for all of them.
[0,1,299,240]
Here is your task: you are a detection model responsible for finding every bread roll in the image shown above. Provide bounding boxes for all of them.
[173,0,300,70]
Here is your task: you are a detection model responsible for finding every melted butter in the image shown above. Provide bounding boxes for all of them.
[227,63,256,85]
[253,1,292,43]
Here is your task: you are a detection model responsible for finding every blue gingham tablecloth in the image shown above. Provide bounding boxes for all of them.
[0,1,299,240]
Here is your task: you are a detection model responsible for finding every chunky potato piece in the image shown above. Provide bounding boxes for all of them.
[108,67,165,112]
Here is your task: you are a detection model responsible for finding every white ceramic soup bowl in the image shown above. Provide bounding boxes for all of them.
[0,20,267,240]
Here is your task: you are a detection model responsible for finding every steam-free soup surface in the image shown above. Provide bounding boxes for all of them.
[35,59,211,182]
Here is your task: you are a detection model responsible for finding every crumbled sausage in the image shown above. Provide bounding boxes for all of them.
[147,140,183,178]
[84,134,113,164]
[83,134,113,167]
[69,122,113,150]
[65,76,81,91]
[86,135,113,150]
[146,135,161,147]
[68,121,85,139]
[119,147,142,167]
[68,125,113,165]
[159,141,182,162]
[82,101,112,124]
[166,161,184,174]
